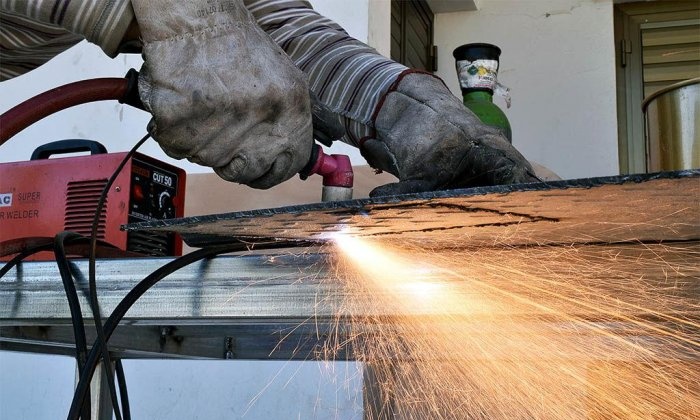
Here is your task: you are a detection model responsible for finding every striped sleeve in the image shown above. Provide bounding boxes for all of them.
[1,0,134,80]
[0,9,81,80]
[244,0,407,146]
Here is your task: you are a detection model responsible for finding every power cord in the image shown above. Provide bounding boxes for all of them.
[68,243,245,419]
[0,250,36,277]
[0,132,150,419]
[0,234,133,419]
[115,359,131,419]
[67,240,307,420]
[82,132,151,420]
[54,232,93,420]
[0,131,146,419]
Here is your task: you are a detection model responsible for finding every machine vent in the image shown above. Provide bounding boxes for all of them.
[64,179,108,238]
[127,231,172,256]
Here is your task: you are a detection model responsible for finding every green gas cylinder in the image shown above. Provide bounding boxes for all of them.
[453,43,512,143]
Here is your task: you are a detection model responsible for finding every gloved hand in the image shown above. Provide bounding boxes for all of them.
[361,73,539,197]
[132,0,314,189]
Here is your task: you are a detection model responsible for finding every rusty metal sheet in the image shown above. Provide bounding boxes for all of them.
[125,171,700,248]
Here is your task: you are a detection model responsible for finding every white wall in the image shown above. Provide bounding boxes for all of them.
[0,1,620,178]
[0,352,76,419]
[314,0,369,42]
[434,0,619,179]
[0,351,363,420]
[120,360,363,420]
[368,0,392,58]
[0,0,370,169]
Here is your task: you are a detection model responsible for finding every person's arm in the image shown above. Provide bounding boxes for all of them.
[244,0,407,147]
[0,1,134,80]
[2,1,320,190]
[244,0,539,196]
[0,10,81,80]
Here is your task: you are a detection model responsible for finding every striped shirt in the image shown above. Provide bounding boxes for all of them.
[1,0,408,145]
[1,1,134,79]
[244,0,407,145]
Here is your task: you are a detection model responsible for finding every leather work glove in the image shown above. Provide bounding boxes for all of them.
[132,0,314,189]
[361,73,539,197]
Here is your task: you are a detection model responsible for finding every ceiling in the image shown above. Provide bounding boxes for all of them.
[425,0,479,14]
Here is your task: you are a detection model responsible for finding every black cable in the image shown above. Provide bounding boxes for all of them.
[0,133,149,418]
[85,132,150,420]
[68,244,244,419]
[1,231,138,419]
[0,248,45,278]
[53,232,92,420]
[115,359,131,420]
[0,239,129,279]
[67,241,302,419]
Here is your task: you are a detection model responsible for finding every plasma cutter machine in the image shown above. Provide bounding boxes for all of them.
[0,140,187,259]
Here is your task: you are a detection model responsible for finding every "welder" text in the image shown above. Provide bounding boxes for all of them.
[0,210,39,220]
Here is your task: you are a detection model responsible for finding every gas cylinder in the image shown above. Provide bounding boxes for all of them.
[453,43,512,143]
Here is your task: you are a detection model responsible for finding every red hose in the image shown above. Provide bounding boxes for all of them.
[0,78,128,146]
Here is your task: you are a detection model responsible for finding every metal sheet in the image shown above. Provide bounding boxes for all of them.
[124,171,700,248]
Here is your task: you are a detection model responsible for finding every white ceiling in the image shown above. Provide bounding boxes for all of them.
[425,0,479,14]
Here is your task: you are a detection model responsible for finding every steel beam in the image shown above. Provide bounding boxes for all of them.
[2,242,698,360]
[0,253,352,359]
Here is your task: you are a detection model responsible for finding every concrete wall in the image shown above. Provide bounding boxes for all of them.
[433,0,619,179]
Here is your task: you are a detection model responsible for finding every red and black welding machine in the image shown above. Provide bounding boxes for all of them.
[0,140,186,258]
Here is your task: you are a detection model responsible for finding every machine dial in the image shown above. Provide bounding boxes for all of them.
[158,191,175,218]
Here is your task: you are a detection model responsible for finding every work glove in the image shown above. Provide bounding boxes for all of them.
[132,0,314,189]
[361,73,539,197]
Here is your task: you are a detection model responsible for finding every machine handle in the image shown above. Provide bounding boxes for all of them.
[30,139,108,160]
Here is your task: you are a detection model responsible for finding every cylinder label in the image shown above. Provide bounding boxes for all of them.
[456,59,499,90]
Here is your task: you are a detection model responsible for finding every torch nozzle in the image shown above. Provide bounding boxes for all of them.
[300,144,354,202]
